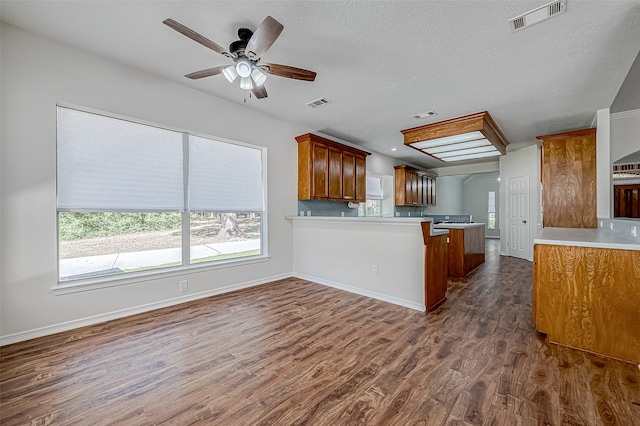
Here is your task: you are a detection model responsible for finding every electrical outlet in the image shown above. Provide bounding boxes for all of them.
[179,280,188,292]
[599,220,603,228]
[632,226,637,238]
[371,265,378,276]
[610,223,614,231]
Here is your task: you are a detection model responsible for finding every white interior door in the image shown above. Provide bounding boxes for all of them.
[506,175,530,260]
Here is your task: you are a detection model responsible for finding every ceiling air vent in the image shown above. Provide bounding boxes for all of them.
[509,0,567,33]
[306,97,331,108]
[412,111,437,119]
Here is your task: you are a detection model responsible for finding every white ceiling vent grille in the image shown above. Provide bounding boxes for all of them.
[509,0,567,33]
[306,97,331,108]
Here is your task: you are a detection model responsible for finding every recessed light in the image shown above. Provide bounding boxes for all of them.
[412,111,437,119]
[391,148,397,151]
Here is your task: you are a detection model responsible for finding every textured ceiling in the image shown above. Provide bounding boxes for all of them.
[2,1,640,169]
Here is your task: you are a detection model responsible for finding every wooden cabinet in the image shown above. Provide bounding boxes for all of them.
[421,222,448,311]
[436,225,485,277]
[296,133,371,202]
[614,184,640,218]
[536,128,596,228]
[533,243,640,363]
[394,165,436,206]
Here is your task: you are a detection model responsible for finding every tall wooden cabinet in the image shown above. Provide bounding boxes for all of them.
[536,128,596,228]
[394,165,436,206]
[296,133,370,202]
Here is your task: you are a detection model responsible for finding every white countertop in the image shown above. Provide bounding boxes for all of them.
[534,227,640,251]
[434,223,485,229]
[286,215,449,236]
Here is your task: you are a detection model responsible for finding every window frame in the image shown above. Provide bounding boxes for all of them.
[54,104,269,293]
[488,191,496,229]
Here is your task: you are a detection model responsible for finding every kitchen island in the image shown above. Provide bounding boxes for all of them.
[288,216,449,312]
[433,222,486,277]
[533,227,640,364]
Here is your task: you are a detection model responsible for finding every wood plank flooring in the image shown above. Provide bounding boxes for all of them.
[2,240,639,425]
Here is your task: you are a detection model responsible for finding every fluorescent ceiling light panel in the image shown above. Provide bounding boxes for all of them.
[401,111,510,163]
[410,131,485,149]
[432,145,498,159]
[425,139,491,154]
[441,151,502,162]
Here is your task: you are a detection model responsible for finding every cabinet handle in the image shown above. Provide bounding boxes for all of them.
[522,220,527,224]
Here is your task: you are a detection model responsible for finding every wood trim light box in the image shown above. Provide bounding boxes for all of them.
[401,111,510,163]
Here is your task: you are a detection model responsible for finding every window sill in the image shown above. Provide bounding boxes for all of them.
[52,255,271,295]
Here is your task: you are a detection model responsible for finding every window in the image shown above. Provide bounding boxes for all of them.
[358,176,383,216]
[488,191,496,229]
[57,106,265,282]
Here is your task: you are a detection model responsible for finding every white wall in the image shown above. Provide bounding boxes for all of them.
[462,173,500,238]
[596,109,611,218]
[0,24,308,342]
[611,109,640,163]
[292,218,426,311]
[424,175,464,215]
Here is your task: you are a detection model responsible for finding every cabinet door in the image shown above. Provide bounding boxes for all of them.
[312,143,329,198]
[411,172,418,205]
[417,174,424,205]
[355,155,366,202]
[404,171,413,205]
[342,152,356,200]
[328,147,343,199]
[541,131,596,228]
[430,177,436,206]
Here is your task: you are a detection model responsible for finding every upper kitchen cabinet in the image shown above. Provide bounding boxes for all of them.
[536,128,597,228]
[296,133,370,202]
[394,165,437,206]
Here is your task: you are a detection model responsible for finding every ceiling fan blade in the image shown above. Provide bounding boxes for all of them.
[261,63,317,81]
[185,65,228,80]
[244,16,284,60]
[163,18,233,58]
[252,85,268,99]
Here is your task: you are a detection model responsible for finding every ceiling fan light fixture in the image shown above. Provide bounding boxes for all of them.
[401,112,510,163]
[240,76,253,90]
[222,65,238,83]
[251,68,267,86]
[236,59,252,78]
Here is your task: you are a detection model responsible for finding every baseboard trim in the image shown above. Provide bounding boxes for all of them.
[293,273,426,312]
[0,273,293,346]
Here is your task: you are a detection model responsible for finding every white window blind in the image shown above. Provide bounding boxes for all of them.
[366,176,383,200]
[57,107,184,212]
[189,135,264,212]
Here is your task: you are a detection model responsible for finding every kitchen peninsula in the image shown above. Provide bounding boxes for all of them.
[533,224,640,364]
[434,222,486,277]
[288,217,449,311]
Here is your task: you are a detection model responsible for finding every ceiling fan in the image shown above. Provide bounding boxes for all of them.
[163,16,317,99]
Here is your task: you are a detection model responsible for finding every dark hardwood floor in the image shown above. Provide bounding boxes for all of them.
[2,240,639,425]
